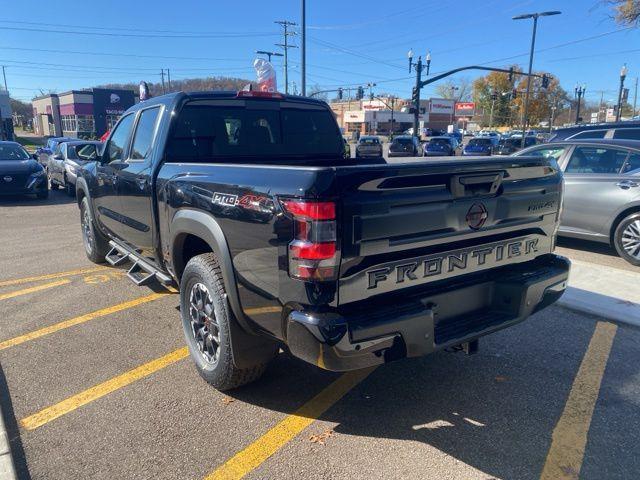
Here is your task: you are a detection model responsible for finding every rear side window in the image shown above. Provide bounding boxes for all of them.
[565,146,628,174]
[166,103,342,162]
[570,130,607,139]
[622,153,640,173]
[130,107,161,161]
[612,128,640,140]
[105,114,135,163]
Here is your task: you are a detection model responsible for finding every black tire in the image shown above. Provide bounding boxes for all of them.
[613,212,640,267]
[180,253,269,391]
[80,196,109,264]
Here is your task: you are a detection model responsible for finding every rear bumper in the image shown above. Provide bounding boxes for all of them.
[285,254,570,371]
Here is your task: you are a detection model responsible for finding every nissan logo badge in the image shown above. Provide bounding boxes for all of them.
[466,203,488,230]
[3,176,12,182]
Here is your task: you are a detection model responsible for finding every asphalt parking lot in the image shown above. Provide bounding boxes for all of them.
[1,189,639,480]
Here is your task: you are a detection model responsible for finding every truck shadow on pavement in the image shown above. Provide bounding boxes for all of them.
[229,307,639,480]
[0,190,76,207]
[557,237,619,258]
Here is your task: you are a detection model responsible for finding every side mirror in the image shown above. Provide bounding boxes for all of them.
[31,153,38,160]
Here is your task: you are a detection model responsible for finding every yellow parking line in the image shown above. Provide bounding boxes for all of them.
[0,292,169,351]
[0,266,108,288]
[205,367,376,480]
[20,347,189,431]
[540,321,617,480]
[0,279,71,301]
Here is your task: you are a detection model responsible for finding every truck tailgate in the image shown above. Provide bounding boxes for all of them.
[335,157,562,305]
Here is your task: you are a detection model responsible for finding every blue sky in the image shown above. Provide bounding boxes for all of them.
[2,0,639,105]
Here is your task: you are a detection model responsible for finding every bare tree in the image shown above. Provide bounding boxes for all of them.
[434,78,472,101]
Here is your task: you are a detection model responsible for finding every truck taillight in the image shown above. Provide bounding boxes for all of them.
[282,200,339,281]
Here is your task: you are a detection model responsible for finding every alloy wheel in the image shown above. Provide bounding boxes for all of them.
[621,220,640,260]
[189,283,220,365]
[81,208,94,255]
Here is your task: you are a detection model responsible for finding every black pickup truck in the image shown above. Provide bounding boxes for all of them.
[76,90,570,390]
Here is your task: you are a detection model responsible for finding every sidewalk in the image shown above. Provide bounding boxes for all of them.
[558,258,640,327]
[0,400,16,480]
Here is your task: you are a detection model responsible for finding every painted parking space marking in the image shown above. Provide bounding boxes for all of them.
[20,347,190,431]
[0,292,170,351]
[540,321,617,480]
[0,279,71,301]
[0,266,108,288]
[205,367,376,480]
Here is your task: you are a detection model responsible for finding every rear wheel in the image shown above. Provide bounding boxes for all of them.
[80,196,109,263]
[614,213,640,266]
[180,253,271,391]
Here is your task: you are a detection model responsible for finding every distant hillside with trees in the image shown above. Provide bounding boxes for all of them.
[96,76,253,97]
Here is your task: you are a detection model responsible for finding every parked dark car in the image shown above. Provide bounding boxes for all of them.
[0,141,48,199]
[424,136,459,156]
[494,136,538,155]
[463,137,498,156]
[47,140,102,195]
[515,139,640,265]
[355,136,383,158]
[75,90,568,391]
[548,121,640,142]
[388,135,423,157]
[35,137,75,166]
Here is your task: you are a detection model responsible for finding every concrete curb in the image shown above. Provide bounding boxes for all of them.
[558,286,640,327]
[0,391,17,480]
[557,259,640,328]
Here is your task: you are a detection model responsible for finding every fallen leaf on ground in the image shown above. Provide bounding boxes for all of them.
[222,397,235,405]
[495,376,508,382]
[309,429,334,445]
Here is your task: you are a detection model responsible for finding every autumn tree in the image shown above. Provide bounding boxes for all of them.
[606,0,640,26]
[472,66,521,127]
[512,74,569,126]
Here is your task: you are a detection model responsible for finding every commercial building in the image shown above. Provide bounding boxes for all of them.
[32,88,138,139]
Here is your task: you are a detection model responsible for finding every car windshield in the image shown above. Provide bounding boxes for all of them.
[499,139,520,146]
[359,137,379,144]
[0,144,30,161]
[469,138,491,146]
[429,138,449,146]
[394,138,413,145]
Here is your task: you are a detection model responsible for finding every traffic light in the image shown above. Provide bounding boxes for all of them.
[541,74,549,89]
[356,86,364,100]
[491,91,498,101]
[512,89,518,99]
[337,87,343,100]
[411,86,419,104]
[370,92,374,101]
[508,67,514,83]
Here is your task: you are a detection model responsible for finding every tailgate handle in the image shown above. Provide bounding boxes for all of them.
[451,172,504,197]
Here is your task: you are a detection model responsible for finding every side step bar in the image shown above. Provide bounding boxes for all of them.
[106,241,173,286]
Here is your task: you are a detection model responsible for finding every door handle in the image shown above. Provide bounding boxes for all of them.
[616,180,639,189]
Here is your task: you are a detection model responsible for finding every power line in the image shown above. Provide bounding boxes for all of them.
[275,20,298,94]
[0,25,279,39]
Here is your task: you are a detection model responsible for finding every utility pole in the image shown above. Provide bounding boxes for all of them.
[1,66,6,91]
[167,69,171,92]
[160,69,166,94]
[489,89,497,130]
[301,0,306,96]
[275,20,298,95]
[256,50,283,63]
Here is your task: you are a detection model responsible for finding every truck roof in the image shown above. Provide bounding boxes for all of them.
[128,90,329,113]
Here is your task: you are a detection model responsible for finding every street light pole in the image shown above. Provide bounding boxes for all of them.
[616,63,628,121]
[408,50,431,139]
[513,10,561,147]
[575,84,585,124]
